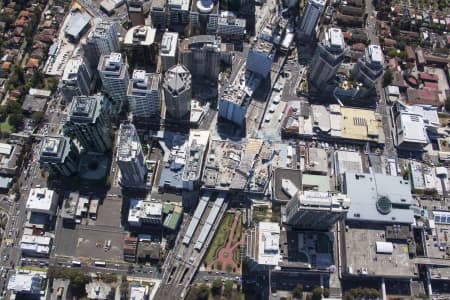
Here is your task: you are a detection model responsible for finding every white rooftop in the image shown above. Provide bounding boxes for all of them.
[368,44,383,64]
[257,221,280,266]
[161,32,178,57]
[0,143,12,155]
[130,285,148,300]
[7,273,43,294]
[329,28,344,48]
[399,112,428,144]
[26,188,57,214]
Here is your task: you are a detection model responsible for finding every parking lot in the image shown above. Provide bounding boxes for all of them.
[54,192,126,262]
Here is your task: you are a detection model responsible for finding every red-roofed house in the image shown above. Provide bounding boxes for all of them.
[419,72,439,82]
[406,88,441,106]
[423,81,439,90]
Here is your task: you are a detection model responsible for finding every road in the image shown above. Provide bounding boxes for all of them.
[364,0,397,158]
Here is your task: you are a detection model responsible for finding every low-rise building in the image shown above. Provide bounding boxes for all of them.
[391,102,433,151]
[7,272,44,298]
[85,281,113,299]
[128,198,163,226]
[0,142,21,176]
[20,234,52,257]
[343,171,414,225]
[26,188,58,216]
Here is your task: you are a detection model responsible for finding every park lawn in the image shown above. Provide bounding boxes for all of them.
[232,245,241,267]
[204,213,234,265]
[231,214,242,245]
[0,116,13,133]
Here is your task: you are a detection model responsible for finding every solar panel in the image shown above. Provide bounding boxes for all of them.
[446,216,450,224]
[435,216,441,222]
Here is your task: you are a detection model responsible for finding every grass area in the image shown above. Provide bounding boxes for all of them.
[233,245,241,267]
[231,214,242,245]
[204,213,234,265]
[0,116,13,133]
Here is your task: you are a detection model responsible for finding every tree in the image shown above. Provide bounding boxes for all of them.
[211,279,222,296]
[9,113,24,130]
[323,288,330,298]
[31,111,45,124]
[311,287,323,300]
[383,68,393,87]
[216,261,223,271]
[292,283,303,299]
[224,280,233,298]
[6,102,22,114]
[187,284,210,300]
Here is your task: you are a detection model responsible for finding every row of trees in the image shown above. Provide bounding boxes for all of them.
[187,280,240,300]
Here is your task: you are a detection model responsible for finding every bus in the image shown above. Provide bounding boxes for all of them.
[94,261,106,267]
[71,260,81,267]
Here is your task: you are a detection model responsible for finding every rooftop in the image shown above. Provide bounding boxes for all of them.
[124,26,156,46]
[168,0,190,11]
[367,44,383,64]
[164,64,191,95]
[344,227,416,278]
[273,168,301,202]
[257,221,281,266]
[129,70,160,95]
[68,95,103,124]
[182,130,209,182]
[161,32,178,57]
[7,273,43,294]
[26,188,57,213]
[128,198,162,224]
[39,135,69,162]
[117,123,142,162]
[98,53,127,76]
[344,172,415,224]
[64,10,90,40]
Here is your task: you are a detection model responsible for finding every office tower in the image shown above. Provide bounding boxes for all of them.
[59,57,93,103]
[299,0,326,39]
[239,0,255,35]
[126,0,148,26]
[352,44,384,89]
[168,0,190,27]
[179,35,221,82]
[38,135,80,176]
[150,0,167,28]
[309,28,348,89]
[116,123,147,188]
[160,32,179,73]
[65,95,112,153]
[217,14,246,39]
[190,0,219,34]
[285,190,351,230]
[123,25,158,68]
[163,64,192,120]
[98,53,130,112]
[127,70,162,125]
[246,40,275,78]
[82,20,120,69]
